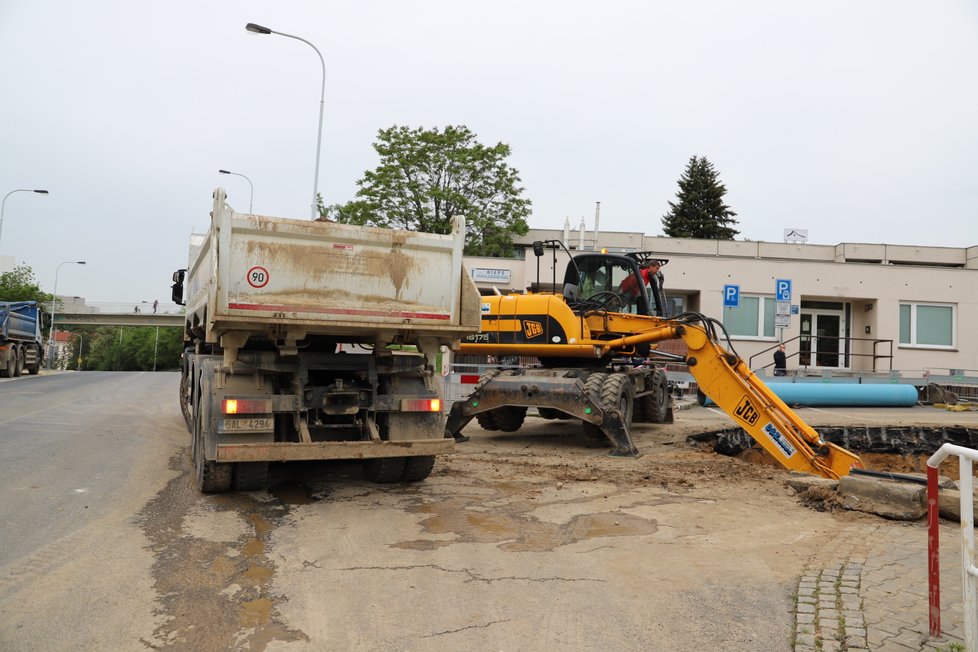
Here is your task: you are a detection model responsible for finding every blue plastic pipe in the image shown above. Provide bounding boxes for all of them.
[702,382,919,407]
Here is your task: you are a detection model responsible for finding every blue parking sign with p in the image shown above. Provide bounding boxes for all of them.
[776,279,792,302]
[723,284,740,307]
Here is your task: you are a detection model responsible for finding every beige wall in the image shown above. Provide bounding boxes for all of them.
[465,232,977,375]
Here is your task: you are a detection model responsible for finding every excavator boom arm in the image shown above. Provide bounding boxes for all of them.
[678,322,862,479]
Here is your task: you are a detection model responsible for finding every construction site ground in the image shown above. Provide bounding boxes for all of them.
[421,402,978,651]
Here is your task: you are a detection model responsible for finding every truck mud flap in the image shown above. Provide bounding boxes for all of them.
[445,371,640,457]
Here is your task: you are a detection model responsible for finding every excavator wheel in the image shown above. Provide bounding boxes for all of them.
[476,411,501,431]
[538,407,572,420]
[581,372,610,441]
[492,406,527,432]
[636,369,670,423]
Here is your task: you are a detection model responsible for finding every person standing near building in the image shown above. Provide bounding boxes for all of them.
[773,344,787,376]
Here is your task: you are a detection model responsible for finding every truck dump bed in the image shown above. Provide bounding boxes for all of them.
[0,302,40,341]
[185,188,480,349]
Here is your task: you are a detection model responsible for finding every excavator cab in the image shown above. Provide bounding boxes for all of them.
[563,252,669,318]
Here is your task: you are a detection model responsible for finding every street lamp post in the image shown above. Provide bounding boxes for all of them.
[246,22,325,219]
[1,189,49,251]
[47,260,86,369]
[218,169,254,213]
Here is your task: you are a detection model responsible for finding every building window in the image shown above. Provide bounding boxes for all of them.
[723,295,776,339]
[899,302,954,348]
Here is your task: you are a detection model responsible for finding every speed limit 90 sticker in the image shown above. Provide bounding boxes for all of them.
[247,266,269,288]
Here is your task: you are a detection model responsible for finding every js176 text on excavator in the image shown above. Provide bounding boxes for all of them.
[445,241,862,480]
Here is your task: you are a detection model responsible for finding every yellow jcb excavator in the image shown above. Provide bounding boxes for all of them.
[445,241,863,479]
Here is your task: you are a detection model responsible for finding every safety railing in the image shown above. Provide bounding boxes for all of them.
[749,335,894,374]
[927,443,978,649]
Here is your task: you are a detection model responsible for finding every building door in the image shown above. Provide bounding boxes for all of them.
[799,303,848,369]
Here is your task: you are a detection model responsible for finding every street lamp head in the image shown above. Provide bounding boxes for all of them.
[76,261,86,265]
[246,23,272,35]
[218,169,231,175]
[34,189,49,195]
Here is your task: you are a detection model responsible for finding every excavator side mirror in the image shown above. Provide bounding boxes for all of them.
[532,241,544,257]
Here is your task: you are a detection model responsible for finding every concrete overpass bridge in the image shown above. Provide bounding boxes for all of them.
[52,302,184,328]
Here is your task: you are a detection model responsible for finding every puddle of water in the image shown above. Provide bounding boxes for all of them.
[244,565,273,584]
[240,597,272,628]
[268,481,317,506]
[246,513,273,536]
[395,486,659,552]
[242,538,265,557]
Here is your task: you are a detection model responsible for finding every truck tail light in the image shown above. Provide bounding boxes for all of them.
[223,398,273,414]
[400,398,442,412]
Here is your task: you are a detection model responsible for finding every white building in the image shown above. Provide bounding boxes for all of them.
[463,229,977,380]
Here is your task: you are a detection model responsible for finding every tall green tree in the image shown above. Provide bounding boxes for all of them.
[69,325,183,371]
[323,125,531,257]
[0,263,51,303]
[662,156,739,239]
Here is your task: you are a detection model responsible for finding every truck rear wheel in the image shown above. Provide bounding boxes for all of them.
[1,348,16,377]
[234,462,269,491]
[26,346,40,375]
[401,455,436,482]
[363,457,407,483]
[192,383,232,492]
[14,348,25,376]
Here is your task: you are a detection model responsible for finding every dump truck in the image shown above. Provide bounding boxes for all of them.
[171,188,480,492]
[0,301,44,377]
[446,241,863,479]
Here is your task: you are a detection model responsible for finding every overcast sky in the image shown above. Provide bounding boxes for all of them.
[1,1,976,304]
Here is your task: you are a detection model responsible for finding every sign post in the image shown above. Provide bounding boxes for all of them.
[775,279,792,340]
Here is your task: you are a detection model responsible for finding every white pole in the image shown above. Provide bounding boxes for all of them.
[48,261,85,369]
[246,23,325,219]
[1,189,48,251]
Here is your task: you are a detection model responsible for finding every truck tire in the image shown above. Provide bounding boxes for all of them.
[26,346,41,375]
[363,457,407,483]
[401,455,436,482]
[192,384,232,492]
[1,348,15,378]
[179,372,192,432]
[234,462,269,491]
[537,407,561,419]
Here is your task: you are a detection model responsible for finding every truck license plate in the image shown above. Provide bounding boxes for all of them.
[219,417,274,433]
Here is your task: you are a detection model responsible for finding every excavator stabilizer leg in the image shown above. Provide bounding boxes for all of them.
[445,369,641,457]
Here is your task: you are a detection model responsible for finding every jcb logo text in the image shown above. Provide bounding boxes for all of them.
[734,396,760,426]
[523,321,543,339]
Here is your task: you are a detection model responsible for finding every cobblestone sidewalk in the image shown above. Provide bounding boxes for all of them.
[793,521,967,651]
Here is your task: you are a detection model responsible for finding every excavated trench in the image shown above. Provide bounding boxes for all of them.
[689,426,978,477]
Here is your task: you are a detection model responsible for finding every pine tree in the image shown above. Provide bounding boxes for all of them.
[661,156,739,239]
